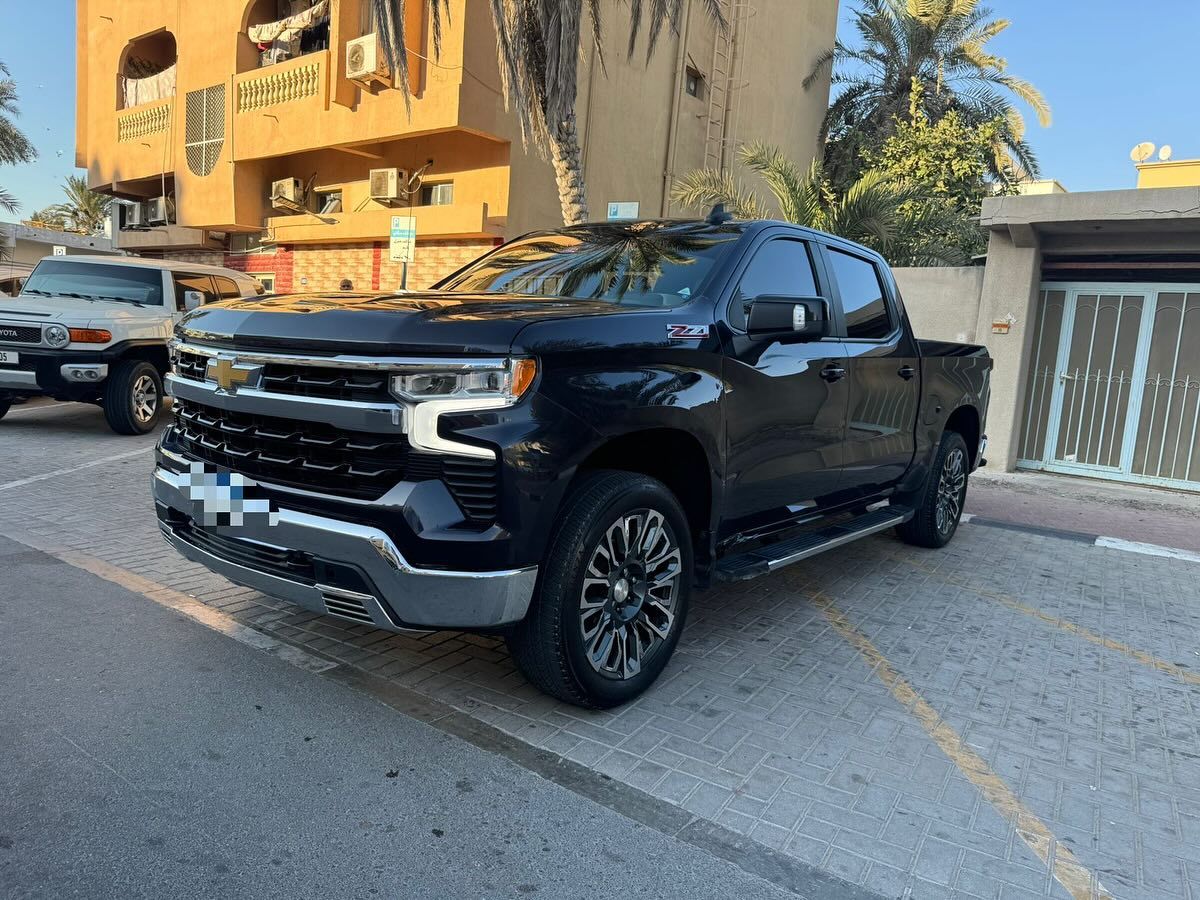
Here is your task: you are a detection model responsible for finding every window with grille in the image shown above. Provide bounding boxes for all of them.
[184,85,226,177]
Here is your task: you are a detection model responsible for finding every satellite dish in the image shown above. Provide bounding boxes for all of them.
[1159,145,1173,161]
[1130,142,1156,163]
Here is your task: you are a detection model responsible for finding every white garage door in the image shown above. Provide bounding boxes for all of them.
[1018,282,1200,491]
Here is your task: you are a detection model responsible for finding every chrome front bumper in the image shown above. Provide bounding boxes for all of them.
[152,466,537,631]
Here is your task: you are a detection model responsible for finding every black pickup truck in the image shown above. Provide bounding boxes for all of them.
[152,215,991,708]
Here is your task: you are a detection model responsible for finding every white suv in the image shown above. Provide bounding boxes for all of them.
[0,255,263,433]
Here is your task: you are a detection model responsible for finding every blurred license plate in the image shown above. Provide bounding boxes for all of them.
[0,351,18,365]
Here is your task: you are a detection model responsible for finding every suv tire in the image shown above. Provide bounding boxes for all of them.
[0,396,10,421]
[897,430,970,549]
[507,470,692,709]
[103,360,163,435]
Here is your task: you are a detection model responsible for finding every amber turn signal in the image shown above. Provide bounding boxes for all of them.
[511,358,537,398]
[68,328,113,343]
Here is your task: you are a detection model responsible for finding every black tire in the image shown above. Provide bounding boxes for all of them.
[506,470,693,709]
[102,360,163,435]
[0,396,10,420]
[896,430,970,549]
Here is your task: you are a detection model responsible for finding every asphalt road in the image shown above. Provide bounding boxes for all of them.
[0,534,816,900]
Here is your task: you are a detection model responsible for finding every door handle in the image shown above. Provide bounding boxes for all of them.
[820,364,847,383]
[897,365,916,381]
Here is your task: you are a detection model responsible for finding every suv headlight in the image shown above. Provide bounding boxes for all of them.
[44,324,70,348]
[389,358,536,405]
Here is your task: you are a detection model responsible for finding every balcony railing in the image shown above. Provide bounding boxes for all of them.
[117,100,173,142]
[236,54,325,113]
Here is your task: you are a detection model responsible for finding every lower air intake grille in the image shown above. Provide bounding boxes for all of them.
[322,589,376,625]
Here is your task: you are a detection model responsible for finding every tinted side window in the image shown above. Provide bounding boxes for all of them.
[729,238,818,330]
[214,276,242,298]
[172,274,218,312]
[827,249,894,340]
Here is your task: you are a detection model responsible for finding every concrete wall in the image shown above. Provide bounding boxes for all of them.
[892,266,984,344]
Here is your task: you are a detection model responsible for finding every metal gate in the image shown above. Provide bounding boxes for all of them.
[1018,282,1200,491]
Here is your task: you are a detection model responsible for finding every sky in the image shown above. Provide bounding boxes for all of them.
[2,0,1199,216]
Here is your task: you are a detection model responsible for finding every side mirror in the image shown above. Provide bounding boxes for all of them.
[183,290,204,312]
[746,296,830,341]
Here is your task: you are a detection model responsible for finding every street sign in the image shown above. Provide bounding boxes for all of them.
[389,216,417,263]
[52,245,66,256]
[607,202,640,221]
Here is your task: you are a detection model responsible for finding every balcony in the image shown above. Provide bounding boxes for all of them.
[235,50,328,114]
[116,99,174,143]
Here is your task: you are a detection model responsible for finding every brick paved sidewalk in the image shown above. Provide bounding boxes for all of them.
[4,404,1199,899]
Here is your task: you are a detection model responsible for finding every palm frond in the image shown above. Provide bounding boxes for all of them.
[0,185,19,215]
[670,168,768,220]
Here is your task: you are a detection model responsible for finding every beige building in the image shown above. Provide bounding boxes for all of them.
[75,0,838,291]
[896,182,1200,494]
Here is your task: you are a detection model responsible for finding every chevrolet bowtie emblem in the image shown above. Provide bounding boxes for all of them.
[206,356,262,394]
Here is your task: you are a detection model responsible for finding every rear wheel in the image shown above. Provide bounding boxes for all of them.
[103,360,163,435]
[896,431,969,549]
[507,471,692,709]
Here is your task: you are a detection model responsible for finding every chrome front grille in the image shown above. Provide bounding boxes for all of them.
[175,349,392,403]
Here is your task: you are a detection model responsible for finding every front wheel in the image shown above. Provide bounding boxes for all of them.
[507,471,692,709]
[896,430,969,549]
[0,395,11,421]
[103,360,163,435]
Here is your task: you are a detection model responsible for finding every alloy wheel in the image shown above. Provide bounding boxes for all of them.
[935,447,966,534]
[579,509,682,681]
[132,373,158,424]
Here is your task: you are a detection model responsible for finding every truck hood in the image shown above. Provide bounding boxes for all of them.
[0,296,164,324]
[177,292,639,355]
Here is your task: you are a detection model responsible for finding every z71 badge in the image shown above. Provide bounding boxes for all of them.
[667,324,710,341]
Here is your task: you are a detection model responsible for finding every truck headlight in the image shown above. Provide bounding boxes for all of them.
[389,358,537,460]
[44,324,70,348]
[389,358,536,405]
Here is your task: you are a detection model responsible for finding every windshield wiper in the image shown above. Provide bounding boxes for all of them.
[21,289,52,296]
[57,292,99,302]
[93,295,148,306]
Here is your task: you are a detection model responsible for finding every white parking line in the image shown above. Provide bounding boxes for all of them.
[1094,536,1200,564]
[4,401,91,415]
[0,447,153,493]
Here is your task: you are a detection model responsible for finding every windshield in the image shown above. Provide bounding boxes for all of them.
[21,260,164,306]
[438,223,741,307]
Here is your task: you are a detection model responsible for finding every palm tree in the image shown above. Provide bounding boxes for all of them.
[0,60,34,216]
[368,0,724,225]
[47,175,112,235]
[672,141,972,266]
[805,0,1049,183]
[0,61,34,167]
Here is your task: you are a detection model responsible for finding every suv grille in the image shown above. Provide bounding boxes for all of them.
[171,398,499,524]
[0,324,42,344]
[175,349,391,403]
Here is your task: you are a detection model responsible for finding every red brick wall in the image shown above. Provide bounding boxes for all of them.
[146,239,494,295]
[223,246,295,293]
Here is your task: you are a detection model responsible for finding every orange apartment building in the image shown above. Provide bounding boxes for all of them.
[76,0,838,292]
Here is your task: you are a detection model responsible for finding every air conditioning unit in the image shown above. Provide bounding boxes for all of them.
[346,34,390,88]
[122,203,145,229]
[369,167,409,202]
[147,197,170,225]
[271,177,306,213]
